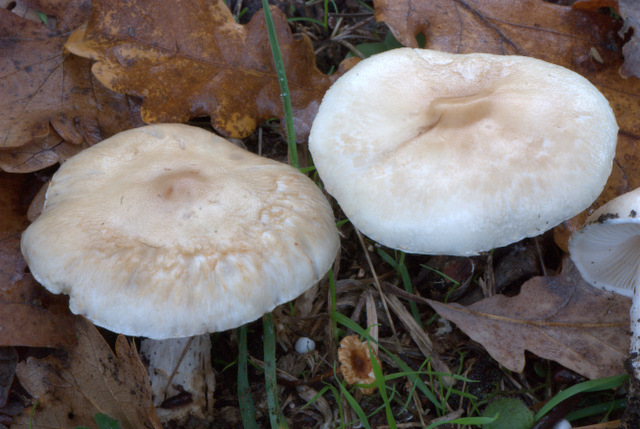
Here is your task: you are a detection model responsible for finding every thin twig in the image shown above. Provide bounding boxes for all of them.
[355,229,398,337]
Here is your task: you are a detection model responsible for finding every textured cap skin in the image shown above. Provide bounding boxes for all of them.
[569,188,640,298]
[309,48,618,256]
[21,124,339,339]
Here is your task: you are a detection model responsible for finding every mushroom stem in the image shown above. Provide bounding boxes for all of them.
[631,285,640,381]
[140,334,215,424]
[620,281,640,428]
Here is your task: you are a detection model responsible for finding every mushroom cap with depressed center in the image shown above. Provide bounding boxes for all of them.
[569,188,640,298]
[21,124,340,339]
[309,48,618,256]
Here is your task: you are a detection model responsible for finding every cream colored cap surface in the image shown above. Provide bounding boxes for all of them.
[309,48,618,256]
[21,124,339,339]
[569,188,640,298]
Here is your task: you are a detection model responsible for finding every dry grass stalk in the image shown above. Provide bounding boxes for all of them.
[385,294,452,378]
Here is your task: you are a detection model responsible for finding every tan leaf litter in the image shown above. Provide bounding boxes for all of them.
[428,258,628,379]
[12,317,161,429]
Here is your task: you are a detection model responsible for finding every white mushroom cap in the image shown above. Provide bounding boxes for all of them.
[309,48,618,256]
[569,187,640,297]
[21,124,339,339]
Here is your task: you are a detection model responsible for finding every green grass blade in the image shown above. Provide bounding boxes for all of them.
[337,382,372,429]
[93,414,121,429]
[398,253,422,327]
[36,11,48,25]
[369,342,396,429]
[322,383,348,426]
[425,415,497,428]
[263,313,289,428]
[376,248,399,269]
[261,0,298,168]
[237,325,259,429]
[534,374,628,421]
[287,17,326,26]
[376,250,422,326]
[565,398,626,421]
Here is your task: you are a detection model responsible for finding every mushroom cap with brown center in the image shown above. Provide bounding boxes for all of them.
[338,335,380,394]
[309,48,618,256]
[21,124,340,339]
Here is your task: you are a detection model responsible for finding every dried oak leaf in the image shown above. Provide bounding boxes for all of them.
[0,3,144,173]
[0,172,76,348]
[373,0,640,250]
[64,0,337,140]
[12,317,162,429]
[428,258,628,379]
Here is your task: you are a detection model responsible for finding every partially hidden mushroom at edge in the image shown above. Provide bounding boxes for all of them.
[569,188,640,425]
[20,123,340,422]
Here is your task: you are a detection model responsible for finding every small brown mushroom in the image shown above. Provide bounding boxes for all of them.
[338,335,381,394]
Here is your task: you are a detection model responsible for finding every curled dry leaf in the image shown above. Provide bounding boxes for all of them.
[64,0,338,140]
[618,0,640,79]
[12,317,162,429]
[338,335,380,394]
[373,0,640,250]
[428,258,629,380]
[0,3,144,172]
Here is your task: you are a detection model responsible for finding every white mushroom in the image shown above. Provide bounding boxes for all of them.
[309,48,618,256]
[21,124,340,422]
[569,188,640,379]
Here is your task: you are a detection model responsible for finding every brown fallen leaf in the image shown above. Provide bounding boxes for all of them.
[64,0,337,140]
[0,347,17,407]
[0,274,76,348]
[0,172,34,235]
[0,3,145,172]
[0,172,34,287]
[372,0,640,250]
[428,258,629,379]
[12,317,162,429]
[20,0,93,30]
[0,172,76,348]
[0,126,75,173]
[373,0,618,61]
